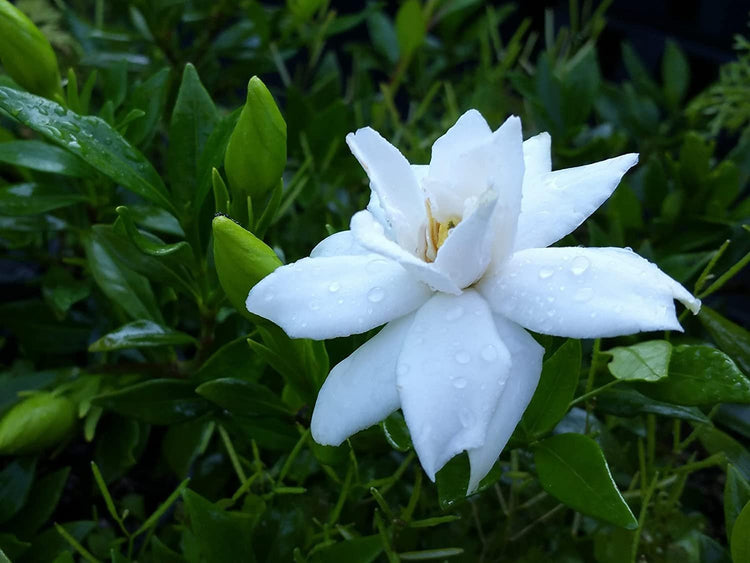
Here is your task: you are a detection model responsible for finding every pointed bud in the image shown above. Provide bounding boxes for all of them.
[224,76,286,201]
[0,392,75,455]
[0,0,62,99]
[212,215,281,321]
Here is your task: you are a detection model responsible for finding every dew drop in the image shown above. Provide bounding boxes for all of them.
[366,259,389,274]
[459,408,475,428]
[328,281,341,293]
[367,287,385,303]
[574,287,594,302]
[37,106,49,116]
[455,351,471,364]
[538,267,555,279]
[481,345,498,362]
[445,305,464,321]
[68,140,81,149]
[453,377,467,389]
[54,106,67,116]
[570,256,590,276]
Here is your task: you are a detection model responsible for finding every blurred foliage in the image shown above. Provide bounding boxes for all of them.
[0,1,748,562]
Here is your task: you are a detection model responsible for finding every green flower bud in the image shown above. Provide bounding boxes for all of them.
[224,76,286,201]
[212,215,282,321]
[0,0,62,100]
[0,392,76,455]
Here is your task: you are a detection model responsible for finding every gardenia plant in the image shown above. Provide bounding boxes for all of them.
[246,110,701,494]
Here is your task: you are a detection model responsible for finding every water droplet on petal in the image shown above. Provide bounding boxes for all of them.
[366,259,389,273]
[367,287,385,303]
[574,287,594,302]
[328,282,340,293]
[538,267,555,279]
[453,377,467,389]
[445,305,464,321]
[481,345,498,362]
[570,256,590,276]
[455,351,471,364]
[459,408,475,427]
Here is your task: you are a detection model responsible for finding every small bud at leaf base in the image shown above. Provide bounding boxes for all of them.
[212,215,282,321]
[224,76,286,200]
[0,392,76,455]
[0,0,62,100]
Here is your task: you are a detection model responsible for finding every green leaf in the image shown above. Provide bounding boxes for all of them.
[521,339,581,437]
[595,387,711,424]
[162,420,213,479]
[367,12,399,64]
[533,433,637,529]
[381,411,412,452]
[168,63,218,208]
[0,86,173,212]
[731,501,750,563]
[20,521,94,562]
[0,300,90,357]
[310,535,383,563]
[195,336,261,383]
[699,307,750,375]
[0,458,35,524]
[662,40,689,107]
[196,378,291,417]
[182,489,257,563]
[698,426,750,480]
[84,232,162,323]
[42,266,91,320]
[195,108,240,209]
[115,206,193,262]
[436,453,469,510]
[89,320,196,352]
[93,380,210,425]
[606,340,672,382]
[0,183,87,216]
[6,466,69,538]
[0,392,76,455]
[725,465,750,540]
[135,478,190,536]
[395,0,425,59]
[122,68,170,146]
[640,345,750,405]
[93,416,145,483]
[0,140,91,176]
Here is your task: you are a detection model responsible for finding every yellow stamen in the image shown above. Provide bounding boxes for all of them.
[424,199,461,262]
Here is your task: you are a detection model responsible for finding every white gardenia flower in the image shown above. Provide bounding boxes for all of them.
[246,110,700,493]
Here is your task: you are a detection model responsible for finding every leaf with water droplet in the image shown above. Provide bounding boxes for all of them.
[606,340,672,382]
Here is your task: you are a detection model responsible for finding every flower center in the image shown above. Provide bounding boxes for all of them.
[424,200,461,262]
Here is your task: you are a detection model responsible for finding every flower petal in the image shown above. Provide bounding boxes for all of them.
[246,254,431,339]
[311,313,415,445]
[522,132,551,183]
[478,247,701,339]
[351,210,462,294]
[466,316,543,493]
[397,290,512,481]
[346,127,426,254]
[310,231,368,258]
[514,154,639,251]
[434,187,498,288]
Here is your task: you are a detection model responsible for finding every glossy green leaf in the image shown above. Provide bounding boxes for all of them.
[0,183,87,216]
[122,68,170,146]
[196,378,291,417]
[0,458,35,524]
[195,336,261,383]
[115,206,193,262]
[381,410,412,452]
[168,63,218,207]
[0,140,90,176]
[595,387,711,424]
[195,108,240,209]
[0,86,173,211]
[84,232,162,323]
[436,453,469,510]
[699,426,750,480]
[41,266,91,319]
[699,307,750,375]
[310,535,383,563]
[534,433,637,529]
[93,380,210,425]
[0,393,76,455]
[731,501,750,563]
[182,489,257,563]
[521,339,581,437]
[640,345,750,405]
[89,320,196,352]
[725,465,750,540]
[606,340,672,382]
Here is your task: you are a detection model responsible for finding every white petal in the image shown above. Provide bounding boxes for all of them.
[246,254,431,339]
[346,127,426,254]
[434,188,498,288]
[478,247,701,339]
[350,210,461,295]
[397,290,512,481]
[311,313,415,445]
[467,316,543,493]
[429,109,492,191]
[522,132,551,183]
[514,154,639,251]
[411,164,429,185]
[310,231,368,258]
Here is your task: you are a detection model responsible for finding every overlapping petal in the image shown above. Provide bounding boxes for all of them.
[522,132,551,186]
[246,254,431,339]
[478,247,700,339]
[310,230,367,258]
[514,153,638,251]
[466,316,543,492]
[346,127,426,254]
[310,313,415,445]
[396,290,512,480]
